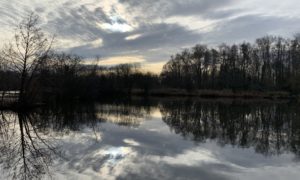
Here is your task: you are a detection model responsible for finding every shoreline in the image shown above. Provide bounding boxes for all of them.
[0,89,297,111]
[132,89,295,100]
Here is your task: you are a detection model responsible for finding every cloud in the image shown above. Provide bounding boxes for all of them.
[118,0,236,19]
[67,23,203,63]
[1,0,300,72]
[202,14,300,45]
[125,34,142,40]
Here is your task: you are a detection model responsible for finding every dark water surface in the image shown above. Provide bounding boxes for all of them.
[1,98,300,180]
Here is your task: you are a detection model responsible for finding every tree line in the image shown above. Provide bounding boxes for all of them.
[161,35,300,93]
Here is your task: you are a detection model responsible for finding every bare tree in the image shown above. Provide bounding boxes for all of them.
[1,13,53,106]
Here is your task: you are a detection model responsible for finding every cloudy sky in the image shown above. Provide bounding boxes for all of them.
[1,0,300,73]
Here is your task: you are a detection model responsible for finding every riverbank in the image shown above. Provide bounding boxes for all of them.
[0,89,296,111]
[132,89,294,100]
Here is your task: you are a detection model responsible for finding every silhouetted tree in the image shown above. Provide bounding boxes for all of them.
[0,13,53,106]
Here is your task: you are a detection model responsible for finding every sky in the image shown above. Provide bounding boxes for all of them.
[1,0,300,73]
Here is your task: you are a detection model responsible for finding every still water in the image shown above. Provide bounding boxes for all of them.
[0,98,300,180]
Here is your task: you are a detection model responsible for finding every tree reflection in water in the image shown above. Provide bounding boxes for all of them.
[0,111,57,180]
[160,100,300,157]
[0,99,300,179]
[0,102,152,179]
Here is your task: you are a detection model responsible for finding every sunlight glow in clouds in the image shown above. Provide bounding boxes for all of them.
[125,34,142,40]
[101,22,133,33]
[99,15,134,33]
[97,56,145,66]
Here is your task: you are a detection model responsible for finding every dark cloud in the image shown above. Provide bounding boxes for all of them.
[166,0,236,17]
[68,23,202,62]
[46,5,108,40]
[116,0,238,27]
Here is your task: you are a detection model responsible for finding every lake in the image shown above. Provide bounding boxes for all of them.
[0,98,300,180]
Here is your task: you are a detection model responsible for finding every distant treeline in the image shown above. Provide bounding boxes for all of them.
[0,52,160,103]
[161,35,300,93]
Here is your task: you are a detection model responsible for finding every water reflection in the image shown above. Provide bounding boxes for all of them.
[160,100,300,157]
[0,112,57,180]
[0,99,299,179]
[95,102,155,127]
[0,101,153,179]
